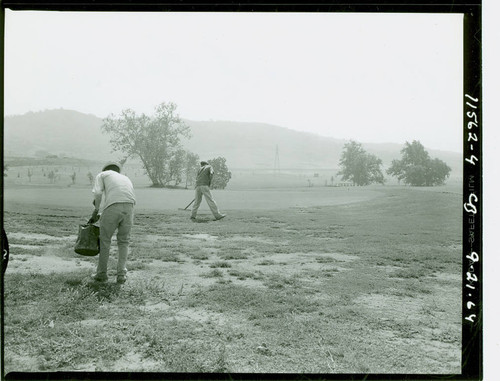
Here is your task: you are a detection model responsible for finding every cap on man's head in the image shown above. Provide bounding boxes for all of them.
[200,161,209,166]
[102,161,121,173]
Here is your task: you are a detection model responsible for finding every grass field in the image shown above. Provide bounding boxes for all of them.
[2,179,462,374]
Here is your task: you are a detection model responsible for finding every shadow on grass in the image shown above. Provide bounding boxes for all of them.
[192,218,211,224]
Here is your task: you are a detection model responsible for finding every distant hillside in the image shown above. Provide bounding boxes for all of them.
[4,109,113,160]
[182,120,347,169]
[4,109,462,173]
[182,120,462,173]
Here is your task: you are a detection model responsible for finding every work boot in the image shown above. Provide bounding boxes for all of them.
[117,275,127,284]
[92,273,108,282]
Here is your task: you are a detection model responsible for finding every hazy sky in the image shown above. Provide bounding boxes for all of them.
[4,11,463,152]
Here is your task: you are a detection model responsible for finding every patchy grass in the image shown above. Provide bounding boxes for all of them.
[257,259,276,266]
[228,269,262,281]
[202,269,225,278]
[191,253,210,260]
[209,261,232,268]
[3,186,461,374]
[217,251,250,260]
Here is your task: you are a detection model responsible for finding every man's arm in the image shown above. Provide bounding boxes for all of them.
[94,194,103,212]
[208,166,214,187]
[89,174,104,223]
[88,203,99,223]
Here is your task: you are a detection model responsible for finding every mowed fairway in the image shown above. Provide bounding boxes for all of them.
[2,184,462,374]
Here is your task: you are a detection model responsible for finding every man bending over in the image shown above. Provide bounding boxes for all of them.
[89,161,136,284]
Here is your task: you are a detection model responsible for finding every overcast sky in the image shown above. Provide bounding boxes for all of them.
[4,11,463,152]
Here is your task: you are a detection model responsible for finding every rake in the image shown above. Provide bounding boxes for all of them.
[179,198,195,211]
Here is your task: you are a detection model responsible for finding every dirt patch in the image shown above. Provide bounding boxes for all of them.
[175,307,228,324]
[10,244,51,250]
[133,252,348,292]
[135,259,221,291]
[7,254,94,275]
[109,351,163,372]
[253,252,357,271]
[430,272,461,282]
[143,234,169,242]
[227,276,267,288]
[259,252,358,263]
[224,235,275,244]
[140,302,170,313]
[8,232,75,242]
[354,293,425,322]
[308,252,359,262]
[200,247,220,255]
[77,319,107,327]
[182,234,218,241]
[376,265,404,273]
[139,303,231,325]
[65,351,164,372]
[223,252,354,284]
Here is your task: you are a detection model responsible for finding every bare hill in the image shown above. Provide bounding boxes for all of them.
[4,109,462,173]
[4,109,113,161]
[182,120,347,169]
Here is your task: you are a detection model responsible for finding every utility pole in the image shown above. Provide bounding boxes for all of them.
[274,144,280,175]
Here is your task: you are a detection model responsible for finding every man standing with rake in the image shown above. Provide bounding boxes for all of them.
[190,161,226,222]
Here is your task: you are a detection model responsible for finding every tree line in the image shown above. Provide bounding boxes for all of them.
[338,140,452,186]
[100,101,451,189]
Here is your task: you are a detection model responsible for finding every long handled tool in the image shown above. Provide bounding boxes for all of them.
[179,198,195,211]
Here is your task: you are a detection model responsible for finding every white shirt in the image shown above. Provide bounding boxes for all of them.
[92,170,136,213]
